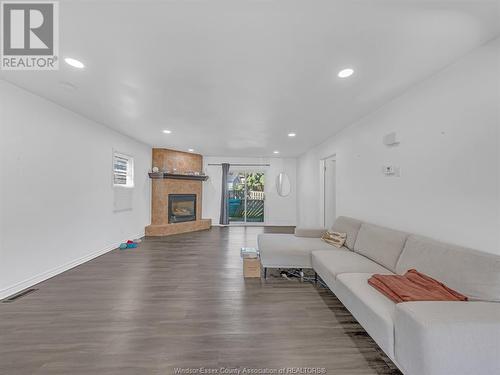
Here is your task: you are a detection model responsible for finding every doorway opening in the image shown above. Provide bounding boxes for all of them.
[227,171,265,223]
[321,155,336,228]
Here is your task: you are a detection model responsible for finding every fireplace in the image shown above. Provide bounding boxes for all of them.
[168,194,196,223]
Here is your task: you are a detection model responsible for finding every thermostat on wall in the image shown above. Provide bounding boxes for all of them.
[384,165,395,175]
[383,165,401,177]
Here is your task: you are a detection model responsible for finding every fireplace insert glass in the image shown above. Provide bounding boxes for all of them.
[168,194,196,223]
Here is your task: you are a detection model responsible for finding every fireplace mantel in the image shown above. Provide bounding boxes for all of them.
[148,172,209,181]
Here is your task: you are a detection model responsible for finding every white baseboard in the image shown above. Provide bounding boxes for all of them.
[0,232,144,300]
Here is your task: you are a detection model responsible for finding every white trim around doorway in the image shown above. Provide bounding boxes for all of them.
[319,154,336,228]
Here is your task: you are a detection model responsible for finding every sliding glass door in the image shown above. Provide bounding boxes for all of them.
[227,171,265,223]
[228,171,245,223]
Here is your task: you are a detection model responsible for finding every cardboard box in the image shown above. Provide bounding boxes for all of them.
[243,258,261,278]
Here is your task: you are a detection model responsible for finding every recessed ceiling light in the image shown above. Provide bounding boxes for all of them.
[188,148,194,152]
[64,57,85,69]
[288,132,296,137]
[338,68,354,78]
[162,130,172,134]
[273,150,280,154]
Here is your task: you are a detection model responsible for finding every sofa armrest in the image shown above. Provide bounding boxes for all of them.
[394,301,500,375]
[294,227,326,238]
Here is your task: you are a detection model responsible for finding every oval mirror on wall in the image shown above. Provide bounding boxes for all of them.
[276,172,291,197]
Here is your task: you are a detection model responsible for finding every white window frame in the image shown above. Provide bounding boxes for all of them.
[112,151,134,188]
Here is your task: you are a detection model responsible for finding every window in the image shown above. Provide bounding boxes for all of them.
[113,152,134,188]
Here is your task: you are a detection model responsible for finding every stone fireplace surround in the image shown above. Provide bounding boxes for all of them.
[145,148,211,236]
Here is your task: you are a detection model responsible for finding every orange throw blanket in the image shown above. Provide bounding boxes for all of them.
[368,269,468,303]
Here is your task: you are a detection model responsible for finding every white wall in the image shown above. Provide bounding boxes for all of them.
[203,156,297,226]
[0,81,151,299]
[297,38,500,254]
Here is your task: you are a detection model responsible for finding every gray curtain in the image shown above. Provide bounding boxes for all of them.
[219,163,230,225]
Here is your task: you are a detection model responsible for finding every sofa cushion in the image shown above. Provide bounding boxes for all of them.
[354,223,408,272]
[331,216,363,250]
[257,233,340,268]
[335,273,397,360]
[312,250,392,290]
[395,301,500,375]
[294,227,327,238]
[396,234,500,302]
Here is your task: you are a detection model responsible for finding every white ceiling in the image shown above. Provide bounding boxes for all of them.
[2,0,499,157]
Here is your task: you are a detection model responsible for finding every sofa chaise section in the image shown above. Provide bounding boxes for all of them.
[258,233,336,269]
[258,216,363,269]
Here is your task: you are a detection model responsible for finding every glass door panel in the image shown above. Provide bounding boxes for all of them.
[228,171,245,222]
[227,171,265,223]
[245,172,265,223]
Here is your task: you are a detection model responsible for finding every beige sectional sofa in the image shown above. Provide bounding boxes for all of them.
[257,217,500,375]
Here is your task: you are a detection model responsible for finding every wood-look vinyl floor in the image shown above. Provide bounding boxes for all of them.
[0,226,401,375]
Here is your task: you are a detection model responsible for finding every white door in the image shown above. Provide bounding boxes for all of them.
[324,157,336,229]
